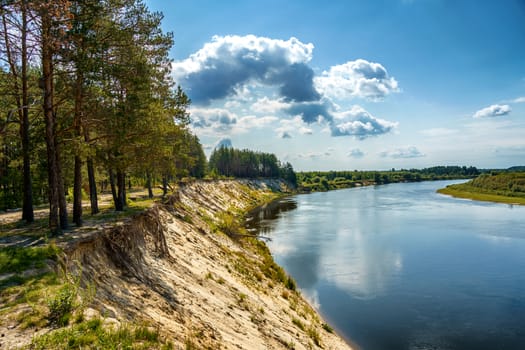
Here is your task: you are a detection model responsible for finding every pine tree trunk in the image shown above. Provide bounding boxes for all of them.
[162,175,168,197]
[116,170,125,211]
[109,169,117,208]
[20,1,33,223]
[41,10,60,233]
[87,158,98,214]
[83,125,98,214]
[146,172,153,198]
[55,137,68,230]
[72,71,83,226]
[73,155,82,226]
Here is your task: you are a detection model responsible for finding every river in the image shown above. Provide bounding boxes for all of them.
[246,180,525,350]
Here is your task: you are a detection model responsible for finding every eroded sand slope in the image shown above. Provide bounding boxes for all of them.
[63,180,353,349]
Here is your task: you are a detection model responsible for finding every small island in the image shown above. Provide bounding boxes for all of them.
[437,171,525,205]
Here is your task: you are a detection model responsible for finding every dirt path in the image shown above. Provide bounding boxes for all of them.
[0,188,159,248]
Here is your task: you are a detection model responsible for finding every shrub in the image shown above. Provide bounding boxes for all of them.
[216,212,243,237]
[47,283,76,327]
[291,317,305,331]
[307,326,321,346]
[285,275,296,291]
[322,323,334,333]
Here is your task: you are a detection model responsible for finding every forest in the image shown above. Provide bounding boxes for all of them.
[208,147,297,186]
[297,166,481,191]
[0,0,206,232]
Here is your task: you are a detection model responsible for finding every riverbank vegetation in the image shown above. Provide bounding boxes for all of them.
[437,172,525,205]
[298,166,480,192]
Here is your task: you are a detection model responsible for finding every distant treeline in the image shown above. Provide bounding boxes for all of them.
[208,147,297,186]
[298,166,480,192]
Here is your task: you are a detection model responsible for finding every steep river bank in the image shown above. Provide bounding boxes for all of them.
[2,180,352,349]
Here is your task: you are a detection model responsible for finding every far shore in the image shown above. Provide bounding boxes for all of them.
[437,186,525,206]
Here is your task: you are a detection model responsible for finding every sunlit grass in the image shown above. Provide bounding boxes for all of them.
[28,318,174,350]
[0,244,59,275]
[438,186,525,205]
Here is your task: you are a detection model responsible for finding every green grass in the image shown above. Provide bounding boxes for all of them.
[1,188,160,239]
[438,185,525,205]
[28,318,173,350]
[291,317,305,331]
[0,272,60,329]
[322,323,334,333]
[307,326,321,346]
[0,217,50,239]
[0,244,59,274]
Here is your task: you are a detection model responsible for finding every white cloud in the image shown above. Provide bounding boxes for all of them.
[380,146,425,159]
[251,97,291,114]
[191,108,277,135]
[298,152,326,159]
[275,116,314,138]
[299,126,313,135]
[348,148,365,158]
[512,96,525,103]
[237,115,278,130]
[177,35,400,142]
[331,105,397,139]
[173,35,318,104]
[315,59,399,101]
[473,104,511,118]
[190,107,237,134]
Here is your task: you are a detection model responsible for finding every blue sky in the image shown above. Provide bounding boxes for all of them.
[145,0,525,171]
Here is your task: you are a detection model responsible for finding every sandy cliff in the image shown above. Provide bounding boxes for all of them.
[32,180,353,349]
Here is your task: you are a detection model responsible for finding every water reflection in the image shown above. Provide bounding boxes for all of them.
[249,192,405,300]
[245,197,297,235]
[247,181,525,350]
[322,229,404,300]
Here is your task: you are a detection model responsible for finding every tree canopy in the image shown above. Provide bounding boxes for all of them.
[0,0,206,232]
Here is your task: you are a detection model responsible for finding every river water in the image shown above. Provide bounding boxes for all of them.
[246,180,525,350]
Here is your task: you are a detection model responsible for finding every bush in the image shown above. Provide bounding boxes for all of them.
[285,275,296,291]
[216,211,243,237]
[47,283,76,327]
[322,323,334,333]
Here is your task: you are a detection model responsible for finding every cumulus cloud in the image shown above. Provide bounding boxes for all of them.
[176,35,399,140]
[315,59,399,101]
[380,146,425,159]
[512,97,525,103]
[348,148,365,158]
[191,108,277,134]
[285,100,333,124]
[191,108,237,133]
[251,97,291,114]
[275,116,314,138]
[173,35,317,105]
[331,105,397,139]
[236,115,278,130]
[473,104,511,118]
